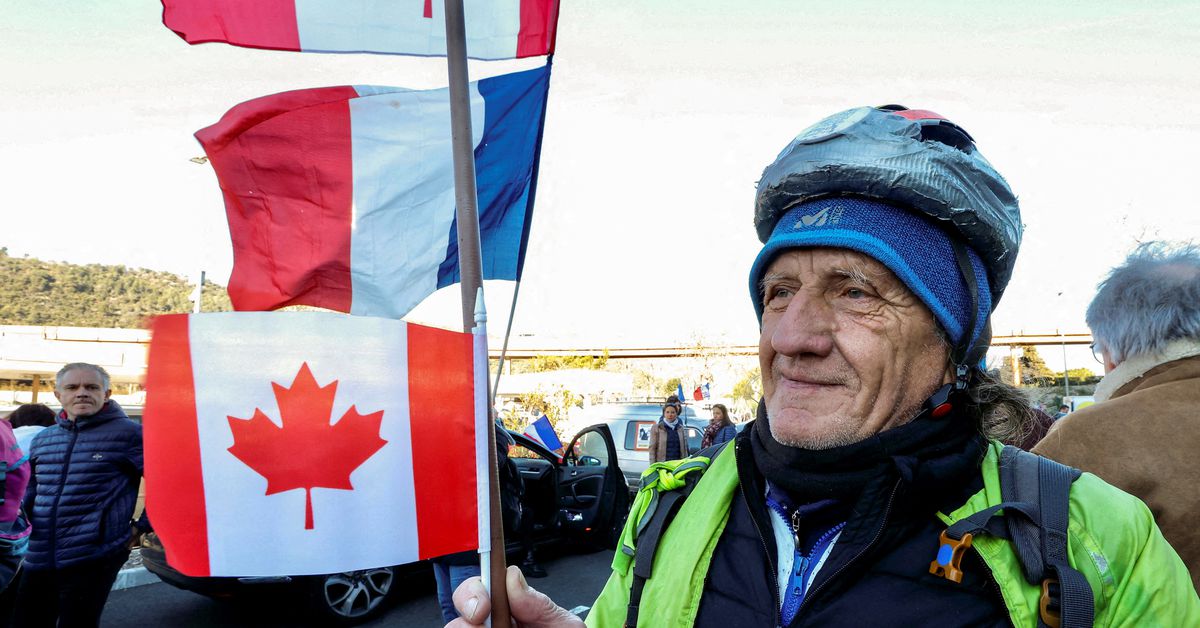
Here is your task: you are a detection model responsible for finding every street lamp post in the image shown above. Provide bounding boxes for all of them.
[1060,331,1070,400]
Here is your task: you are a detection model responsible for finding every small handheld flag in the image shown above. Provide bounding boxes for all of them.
[523,415,562,451]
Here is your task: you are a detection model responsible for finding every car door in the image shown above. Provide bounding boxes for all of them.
[558,424,628,547]
[684,425,704,454]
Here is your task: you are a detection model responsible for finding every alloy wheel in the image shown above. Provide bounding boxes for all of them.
[320,567,395,619]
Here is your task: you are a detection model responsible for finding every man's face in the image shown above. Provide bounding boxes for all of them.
[758,247,952,449]
[53,368,111,421]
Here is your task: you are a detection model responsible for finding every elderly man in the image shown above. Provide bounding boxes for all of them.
[447,106,1198,627]
[14,363,150,627]
[1035,242,1200,589]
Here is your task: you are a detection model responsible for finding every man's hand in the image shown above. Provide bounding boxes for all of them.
[446,565,584,628]
[127,524,143,550]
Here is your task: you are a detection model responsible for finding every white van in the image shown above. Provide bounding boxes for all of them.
[574,402,711,493]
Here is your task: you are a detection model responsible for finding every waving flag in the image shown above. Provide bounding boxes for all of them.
[143,312,487,577]
[692,385,704,401]
[197,65,550,318]
[162,0,559,59]
[523,415,562,451]
[676,383,685,404]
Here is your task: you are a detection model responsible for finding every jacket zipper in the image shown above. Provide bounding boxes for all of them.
[737,442,783,626]
[974,549,1016,628]
[790,479,902,624]
[47,426,80,570]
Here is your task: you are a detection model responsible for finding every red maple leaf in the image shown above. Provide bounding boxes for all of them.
[227,362,387,530]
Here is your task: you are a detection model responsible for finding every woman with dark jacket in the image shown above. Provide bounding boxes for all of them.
[700,404,737,449]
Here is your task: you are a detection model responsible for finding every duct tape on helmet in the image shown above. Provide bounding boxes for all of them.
[754,106,1022,308]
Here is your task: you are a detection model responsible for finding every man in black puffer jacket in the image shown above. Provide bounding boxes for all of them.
[14,363,149,627]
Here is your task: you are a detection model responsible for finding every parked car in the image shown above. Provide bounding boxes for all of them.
[141,424,629,625]
[573,402,734,494]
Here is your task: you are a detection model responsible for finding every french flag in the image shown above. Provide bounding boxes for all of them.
[195,65,550,319]
[523,415,562,451]
[143,312,487,577]
[162,0,559,60]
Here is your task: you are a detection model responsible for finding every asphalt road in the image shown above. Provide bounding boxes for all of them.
[101,548,613,627]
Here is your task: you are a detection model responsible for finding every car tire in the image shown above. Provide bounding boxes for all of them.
[307,566,397,625]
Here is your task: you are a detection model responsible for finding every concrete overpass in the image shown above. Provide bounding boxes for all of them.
[1,324,1093,402]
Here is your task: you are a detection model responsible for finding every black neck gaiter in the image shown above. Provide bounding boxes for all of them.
[750,393,986,504]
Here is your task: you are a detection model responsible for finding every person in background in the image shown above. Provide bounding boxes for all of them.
[664,394,683,416]
[1052,403,1070,420]
[700,403,737,449]
[0,417,32,624]
[14,363,150,628]
[6,404,56,457]
[1011,405,1055,450]
[1035,241,1200,589]
[432,422,534,623]
[648,398,690,463]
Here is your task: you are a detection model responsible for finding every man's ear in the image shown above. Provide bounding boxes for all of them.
[1101,348,1118,374]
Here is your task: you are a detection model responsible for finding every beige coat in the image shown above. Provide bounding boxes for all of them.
[1034,340,1200,590]
[648,420,690,463]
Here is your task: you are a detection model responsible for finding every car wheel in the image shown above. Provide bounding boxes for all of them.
[308,566,396,624]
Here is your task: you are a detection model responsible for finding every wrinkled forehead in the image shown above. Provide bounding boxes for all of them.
[759,246,906,290]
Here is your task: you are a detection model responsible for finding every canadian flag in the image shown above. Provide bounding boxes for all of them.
[143,312,487,577]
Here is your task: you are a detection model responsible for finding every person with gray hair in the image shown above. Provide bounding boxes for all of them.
[13,363,151,626]
[1035,241,1200,590]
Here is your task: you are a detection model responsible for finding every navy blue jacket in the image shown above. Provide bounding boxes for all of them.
[22,401,146,570]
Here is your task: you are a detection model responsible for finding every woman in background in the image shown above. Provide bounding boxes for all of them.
[700,403,737,449]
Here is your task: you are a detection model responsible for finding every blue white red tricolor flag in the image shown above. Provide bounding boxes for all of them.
[523,415,562,451]
[161,0,560,60]
[195,65,550,319]
[143,312,488,577]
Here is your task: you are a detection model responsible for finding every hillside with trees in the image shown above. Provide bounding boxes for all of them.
[0,248,231,327]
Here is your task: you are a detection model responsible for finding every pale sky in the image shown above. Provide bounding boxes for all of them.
[3,0,1199,369]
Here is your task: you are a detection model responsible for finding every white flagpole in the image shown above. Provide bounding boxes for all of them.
[472,288,493,620]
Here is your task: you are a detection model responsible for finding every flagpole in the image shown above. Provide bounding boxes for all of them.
[491,55,554,408]
[489,280,522,407]
[472,289,495,618]
[443,0,510,624]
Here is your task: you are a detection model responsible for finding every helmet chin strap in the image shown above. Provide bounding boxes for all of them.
[948,239,991,390]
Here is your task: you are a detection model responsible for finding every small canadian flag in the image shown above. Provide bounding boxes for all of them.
[143,312,486,577]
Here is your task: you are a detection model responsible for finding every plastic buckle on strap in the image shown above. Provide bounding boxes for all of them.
[929,530,973,583]
[1039,578,1062,628]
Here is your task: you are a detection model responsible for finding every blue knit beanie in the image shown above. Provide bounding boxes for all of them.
[749,197,992,348]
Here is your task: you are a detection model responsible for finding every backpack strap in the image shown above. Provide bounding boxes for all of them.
[930,446,1093,628]
[623,439,732,628]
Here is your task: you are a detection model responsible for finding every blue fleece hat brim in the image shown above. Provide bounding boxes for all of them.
[749,197,991,349]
